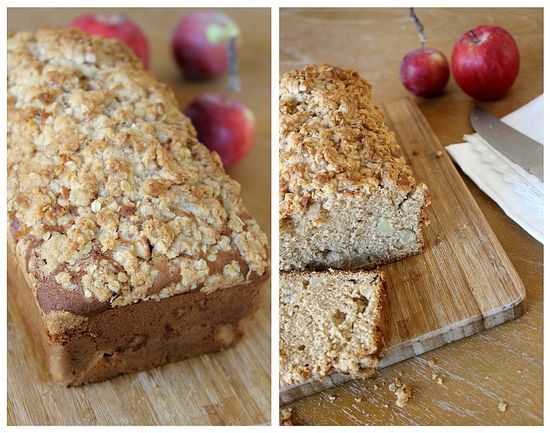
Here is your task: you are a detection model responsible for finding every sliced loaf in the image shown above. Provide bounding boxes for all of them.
[279,64,430,271]
[280,269,388,386]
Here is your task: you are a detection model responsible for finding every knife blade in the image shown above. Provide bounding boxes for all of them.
[470,106,543,182]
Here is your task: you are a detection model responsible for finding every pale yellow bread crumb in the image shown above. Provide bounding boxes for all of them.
[280,269,388,386]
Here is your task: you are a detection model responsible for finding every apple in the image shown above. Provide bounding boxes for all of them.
[172,11,240,80]
[184,93,255,167]
[451,25,520,101]
[69,14,150,69]
[400,48,450,97]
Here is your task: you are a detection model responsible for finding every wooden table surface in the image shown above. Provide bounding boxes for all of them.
[7,8,271,426]
[280,7,543,425]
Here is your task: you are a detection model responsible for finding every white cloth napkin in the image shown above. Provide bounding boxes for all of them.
[446,95,544,244]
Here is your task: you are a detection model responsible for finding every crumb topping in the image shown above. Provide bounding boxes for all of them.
[279,64,417,219]
[8,29,268,312]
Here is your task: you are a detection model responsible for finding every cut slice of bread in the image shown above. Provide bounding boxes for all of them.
[280,269,388,386]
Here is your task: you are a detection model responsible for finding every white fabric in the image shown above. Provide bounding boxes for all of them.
[446,95,543,244]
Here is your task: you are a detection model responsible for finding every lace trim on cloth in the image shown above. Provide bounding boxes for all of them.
[466,134,544,220]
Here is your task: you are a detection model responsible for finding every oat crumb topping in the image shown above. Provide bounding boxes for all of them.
[279,64,417,220]
[8,29,268,315]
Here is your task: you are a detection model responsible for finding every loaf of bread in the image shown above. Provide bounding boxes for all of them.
[279,64,430,271]
[7,29,269,386]
[280,270,388,386]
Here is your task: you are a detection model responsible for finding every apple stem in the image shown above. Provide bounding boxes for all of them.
[468,30,480,43]
[409,8,427,49]
[227,36,241,94]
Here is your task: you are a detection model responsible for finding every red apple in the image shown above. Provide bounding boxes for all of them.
[70,14,150,69]
[185,93,255,167]
[451,25,520,101]
[400,48,450,98]
[172,11,240,80]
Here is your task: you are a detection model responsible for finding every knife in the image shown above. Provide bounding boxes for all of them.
[470,106,544,182]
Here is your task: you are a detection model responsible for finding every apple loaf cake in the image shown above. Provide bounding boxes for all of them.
[280,270,388,386]
[7,29,269,386]
[280,64,430,271]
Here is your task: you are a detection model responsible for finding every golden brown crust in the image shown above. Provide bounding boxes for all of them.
[7,28,268,318]
[44,310,88,337]
[279,64,417,219]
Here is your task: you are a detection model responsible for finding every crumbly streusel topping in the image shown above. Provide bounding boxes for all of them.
[279,64,417,219]
[8,29,268,311]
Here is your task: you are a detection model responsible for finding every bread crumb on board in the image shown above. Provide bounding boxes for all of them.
[280,407,294,426]
[431,373,444,385]
[354,397,363,403]
[435,150,444,158]
[427,357,436,368]
[389,377,412,408]
[498,401,508,413]
[327,394,337,403]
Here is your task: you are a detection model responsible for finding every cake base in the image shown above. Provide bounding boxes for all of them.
[9,251,267,387]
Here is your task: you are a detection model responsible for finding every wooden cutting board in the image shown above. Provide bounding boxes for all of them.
[280,97,526,404]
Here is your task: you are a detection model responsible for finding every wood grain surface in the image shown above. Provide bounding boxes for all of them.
[280,7,543,425]
[281,97,526,404]
[7,8,271,426]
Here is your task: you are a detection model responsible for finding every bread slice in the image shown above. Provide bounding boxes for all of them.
[279,269,388,386]
[279,64,430,271]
